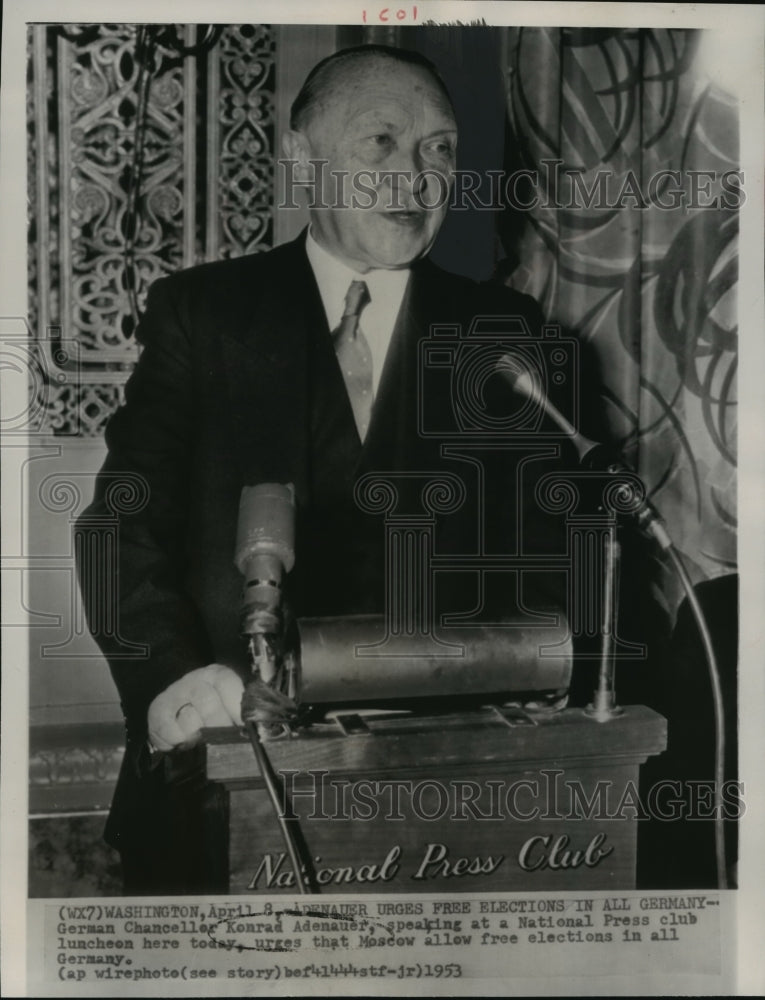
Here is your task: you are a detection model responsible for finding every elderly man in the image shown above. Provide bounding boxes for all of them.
[78,44,561,893]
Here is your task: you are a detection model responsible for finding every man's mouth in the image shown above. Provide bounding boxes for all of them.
[382,209,426,227]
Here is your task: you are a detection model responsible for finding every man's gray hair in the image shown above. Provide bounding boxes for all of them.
[289,43,455,131]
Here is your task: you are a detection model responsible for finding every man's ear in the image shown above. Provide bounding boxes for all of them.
[281,129,314,183]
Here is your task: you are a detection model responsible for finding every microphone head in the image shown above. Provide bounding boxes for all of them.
[235,482,296,576]
[495,352,584,449]
[235,483,296,641]
[495,353,541,406]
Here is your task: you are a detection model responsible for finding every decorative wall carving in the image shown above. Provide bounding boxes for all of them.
[214,25,276,259]
[28,24,277,436]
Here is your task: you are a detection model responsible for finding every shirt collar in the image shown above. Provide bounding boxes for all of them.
[305,228,410,328]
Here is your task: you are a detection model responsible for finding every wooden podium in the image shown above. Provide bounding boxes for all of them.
[195,705,666,893]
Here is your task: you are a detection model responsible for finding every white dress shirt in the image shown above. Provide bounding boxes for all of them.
[305,230,411,397]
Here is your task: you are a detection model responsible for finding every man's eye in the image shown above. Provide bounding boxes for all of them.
[368,134,392,146]
[426,140,455,157]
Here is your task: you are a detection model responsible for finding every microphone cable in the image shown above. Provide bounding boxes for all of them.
[243,718,321,895]
[663,545,728,890]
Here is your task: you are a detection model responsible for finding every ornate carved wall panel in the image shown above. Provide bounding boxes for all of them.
[27,24,276,437]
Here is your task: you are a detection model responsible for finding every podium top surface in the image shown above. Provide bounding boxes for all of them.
[201,705,667,784]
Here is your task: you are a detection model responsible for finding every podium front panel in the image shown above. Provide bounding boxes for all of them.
[201,705,667,894]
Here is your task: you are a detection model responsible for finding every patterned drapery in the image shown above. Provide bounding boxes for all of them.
[502,27,738,595]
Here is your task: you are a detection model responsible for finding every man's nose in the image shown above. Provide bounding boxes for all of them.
[380,144,425,206]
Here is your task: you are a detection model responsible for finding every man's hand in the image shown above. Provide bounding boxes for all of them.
[147,664,244,751]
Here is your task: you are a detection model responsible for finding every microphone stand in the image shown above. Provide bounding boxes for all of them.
[584,528,624,722]
[498,358,729,888]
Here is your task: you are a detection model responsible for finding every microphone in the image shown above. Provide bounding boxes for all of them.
[234,484,317,894]
[496,355,672,549]
[234,483,296,681]
[496,357,729,887]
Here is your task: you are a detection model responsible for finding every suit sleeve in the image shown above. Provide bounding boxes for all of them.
[76,276,214,738]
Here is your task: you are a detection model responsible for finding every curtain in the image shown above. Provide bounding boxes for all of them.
[501,27,738,605]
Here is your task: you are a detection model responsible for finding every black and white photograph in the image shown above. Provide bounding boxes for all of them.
[2,1,764,995]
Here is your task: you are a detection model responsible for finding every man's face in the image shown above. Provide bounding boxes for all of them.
[287,59,458,272]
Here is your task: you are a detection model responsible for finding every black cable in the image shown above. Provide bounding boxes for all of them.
[243,720,320,895]
[121,25,223,331]
[123,26,157,330]
[664,544,728,890]
[156,24,224,58]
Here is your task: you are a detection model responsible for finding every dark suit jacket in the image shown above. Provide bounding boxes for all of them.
[77,232,569,865]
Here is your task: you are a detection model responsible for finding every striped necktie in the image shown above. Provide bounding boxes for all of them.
[332,279,373,441]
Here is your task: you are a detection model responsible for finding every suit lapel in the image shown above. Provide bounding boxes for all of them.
[219,234,326,497]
